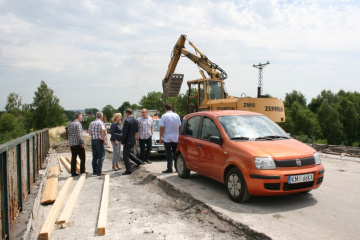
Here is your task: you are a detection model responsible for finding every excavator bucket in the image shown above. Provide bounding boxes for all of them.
[162,73,184,98]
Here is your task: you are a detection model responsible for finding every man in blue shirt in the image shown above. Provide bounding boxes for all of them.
[159,103,181,173]
[88,112,106,176]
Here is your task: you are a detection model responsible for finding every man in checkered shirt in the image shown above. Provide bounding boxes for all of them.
[88,112,106,176]
[67,113,86,176]
[136,109,154,164]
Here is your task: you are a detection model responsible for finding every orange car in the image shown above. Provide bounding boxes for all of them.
[176,110,324,203]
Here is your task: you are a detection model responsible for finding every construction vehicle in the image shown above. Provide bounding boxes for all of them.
[161,35,285,122]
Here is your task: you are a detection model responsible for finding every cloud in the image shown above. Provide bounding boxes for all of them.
[0,0,359,110]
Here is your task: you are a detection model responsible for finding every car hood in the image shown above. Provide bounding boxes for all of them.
[232,138,316,159]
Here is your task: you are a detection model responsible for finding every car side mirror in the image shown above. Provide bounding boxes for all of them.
[209,136,222,145]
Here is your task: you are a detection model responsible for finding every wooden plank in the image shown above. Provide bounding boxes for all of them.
[65,156,80,173]
[76,157,81,172]
[97,174,109,236]
[57,174,86,224]
[39,177,73,240]
[59,156,71,173]
[58,157,63,172]
[41,166,59,204]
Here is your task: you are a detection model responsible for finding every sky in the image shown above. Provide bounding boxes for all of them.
[1,0,360,111]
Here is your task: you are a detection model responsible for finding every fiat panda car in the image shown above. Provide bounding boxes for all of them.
[176,111,325,203]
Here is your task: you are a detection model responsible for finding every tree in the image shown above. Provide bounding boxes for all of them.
[317,101,343,145]
[284,90,307,108]
[84,116,95,130]
[308,90,339,113]
[138,91,165,112]
[337,97,359,145]
[32,80,67,129]
[131,103,140,111]
[65,110,76,122]
[5,92,22,116]
[0,113,27,144]
[102,105,115,122]
[118,101,131,115]
[85,108,98,115]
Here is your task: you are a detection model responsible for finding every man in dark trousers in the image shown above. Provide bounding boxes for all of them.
[67,112,86,176]
[121,108,143,175]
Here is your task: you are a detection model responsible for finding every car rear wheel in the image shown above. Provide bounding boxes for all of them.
[225,167,250,203]
[176,154,190,178]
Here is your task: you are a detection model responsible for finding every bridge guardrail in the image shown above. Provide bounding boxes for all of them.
[0,129,49,240]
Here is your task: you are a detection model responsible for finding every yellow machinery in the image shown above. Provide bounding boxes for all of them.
[162,35,285,122]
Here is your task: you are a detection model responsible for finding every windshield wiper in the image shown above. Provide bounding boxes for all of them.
[230,136,250,140]
[255,135,289,141]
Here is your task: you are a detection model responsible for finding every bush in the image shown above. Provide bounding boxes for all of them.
[0,113,27,144]
[315,139,328,144]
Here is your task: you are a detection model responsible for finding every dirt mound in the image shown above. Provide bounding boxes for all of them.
[51,135,91,153]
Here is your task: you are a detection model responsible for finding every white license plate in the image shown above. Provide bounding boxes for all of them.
[158,146,165,151]
[288,173,313,184]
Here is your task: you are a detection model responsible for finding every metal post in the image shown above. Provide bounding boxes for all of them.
[26,139,30,193]
[1,152,10,239]
[16,144,23,212]
[252,61,270,98]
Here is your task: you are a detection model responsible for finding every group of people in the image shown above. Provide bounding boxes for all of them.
[66,103,181,177]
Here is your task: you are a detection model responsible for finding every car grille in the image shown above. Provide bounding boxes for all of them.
[264,178,324,191]
[264,183,281,190]
[274,156,315,167]
[317,177,323,185]
[283,181,314,190]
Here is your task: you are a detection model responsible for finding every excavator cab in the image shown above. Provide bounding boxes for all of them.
[186,79,226,113]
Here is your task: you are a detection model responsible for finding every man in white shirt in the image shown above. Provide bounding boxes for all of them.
[159,103,181,173]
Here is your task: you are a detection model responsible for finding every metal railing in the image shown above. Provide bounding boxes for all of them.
[0,129,49,240]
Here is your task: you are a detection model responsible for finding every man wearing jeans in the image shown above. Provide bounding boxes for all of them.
[136,109,154,164]
[88,112,106,176]
[159,103,181,173]
[67,112,86,176]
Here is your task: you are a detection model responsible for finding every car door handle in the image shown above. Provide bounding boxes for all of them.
[198,144,202,148]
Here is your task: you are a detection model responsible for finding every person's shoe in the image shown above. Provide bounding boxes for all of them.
[162,169,173,174]
[122,171,132,175]
[112,168,118,171]
[144,159,152,164]
[136,161,144,168]
[116,165,122,170]
[71,173,80,177]
[97,172,106,176]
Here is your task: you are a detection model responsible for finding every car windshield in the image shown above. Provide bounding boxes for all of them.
[217,115,289,141]
[153,119,160,131]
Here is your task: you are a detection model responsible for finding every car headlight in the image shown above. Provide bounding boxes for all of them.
[313,152,321,165]
[254,157,276,170]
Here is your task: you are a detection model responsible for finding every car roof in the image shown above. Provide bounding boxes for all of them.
[184,110,262,119]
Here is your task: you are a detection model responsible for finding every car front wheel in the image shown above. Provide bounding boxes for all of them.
[225,167,250,203]
[176,154,190,178]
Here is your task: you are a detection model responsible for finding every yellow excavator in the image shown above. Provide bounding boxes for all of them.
[162,34,286,122]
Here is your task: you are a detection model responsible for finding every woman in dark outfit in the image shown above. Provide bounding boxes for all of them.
[110,113,123,170]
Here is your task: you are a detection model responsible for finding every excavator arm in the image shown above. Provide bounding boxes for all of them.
[162,34,227,98]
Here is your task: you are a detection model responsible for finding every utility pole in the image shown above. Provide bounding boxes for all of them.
[252,61,270,98]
